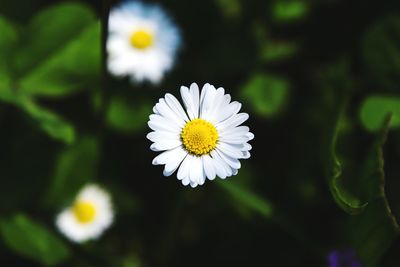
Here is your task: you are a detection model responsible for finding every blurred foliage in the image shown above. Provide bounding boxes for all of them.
[271,0,310,23]
[0,2,100,143]
[46,137,99,207]
[331,115,400,266]
[360,95,400,132]
[215,0,241,19]
[241,73,289,118]
[106,96,152,134]
[252,23,300,63]
[1,0,400,267]
[0,214,70,266]
[217,167,273,218]
[363,15,400,92]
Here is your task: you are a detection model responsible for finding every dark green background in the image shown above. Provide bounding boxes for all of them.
[1,0,400,266]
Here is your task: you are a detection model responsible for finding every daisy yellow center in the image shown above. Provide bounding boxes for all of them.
[181,119,218,156]
[72,201,96,224]
[130,30,153,49]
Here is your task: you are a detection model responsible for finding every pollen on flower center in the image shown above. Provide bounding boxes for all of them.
[72,201,97,224]
[181,118,218,156]
[130,29,153,49]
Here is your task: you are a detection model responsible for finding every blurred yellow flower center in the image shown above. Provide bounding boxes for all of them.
[181,119,218,155]
[130,30,153,49]
[73,201,96,224]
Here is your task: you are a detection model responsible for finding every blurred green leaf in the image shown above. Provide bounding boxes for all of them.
[241,73,289,117]
[329,112,399,236]
[15,2,97,75]
[252,24,299,63]
[18,97,75,144]
[329,114,368,214]
[360,95,400,132]
[339,117,400,266]
[272,0,310,23]
[363,15,400,91]
[0,16,17,102]
[260,41,299,63]
[218,178,273,218]
[0,3,96,143]
[46,136,99,207]
[19,22,100,97]
[349,199,399,267]
[215,0,241,19]
[0,214,70,266]
[106,96,152,134]
[120,256,142,267]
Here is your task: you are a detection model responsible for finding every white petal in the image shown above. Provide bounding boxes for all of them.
[148,114,180,133]
[189,156,204,185]
[220,126,250,136]
[203,154,216,180]
[232,168,239,175]
[146,131,180,143]
[180,86,196,120]
[163,148,188,176]
[216,113,249,131]
[246,132,255,141]
[152,146,185,165]
[155,99,185,128]
[164,93,189,122]
[189,83,200,118]
[182,176,190,186]
[177,154,192,181]
[150,139,181,151]
[219,136,250,144]
[211,150,232,178]
[243,143,252,151]
[217,142,245,159]
[215,148,241,169]
[206,87,226,123]
[199,83,209,108]
[242,151,251,159]
[199,84,217,120]
[214,101,241,124]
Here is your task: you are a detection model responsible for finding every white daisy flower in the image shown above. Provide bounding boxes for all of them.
[56,184,114,243]
[147,83,254,188]
[107,1,182,84]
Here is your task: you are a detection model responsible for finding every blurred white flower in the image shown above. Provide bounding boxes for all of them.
[107,1,182,84]
[147,83,254,188]
[56,184,114,243]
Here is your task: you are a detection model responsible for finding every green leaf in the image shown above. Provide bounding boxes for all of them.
[106,96,152,134]
[215,0,241,19]
[0,214,70,266]
[240,73,289,118]
[19,22,100,97]
[363,15,400,91]
[46,136,99,207]
[343,117,400,266]
[16,2,100,97]
[18,98,75,144]
[260,41,299,63]
[218,177,273,218]
[0,16,18,102]
[329,113,367,214]
[329,115,394,215]
[360,95,400,132]
[15,2,97,74]
[349,199,399,267]
[272,0,310,23]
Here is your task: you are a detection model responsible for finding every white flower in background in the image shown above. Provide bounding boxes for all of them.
[107,1,182,84]
[56,184,114,243]
[147,83,254,188]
